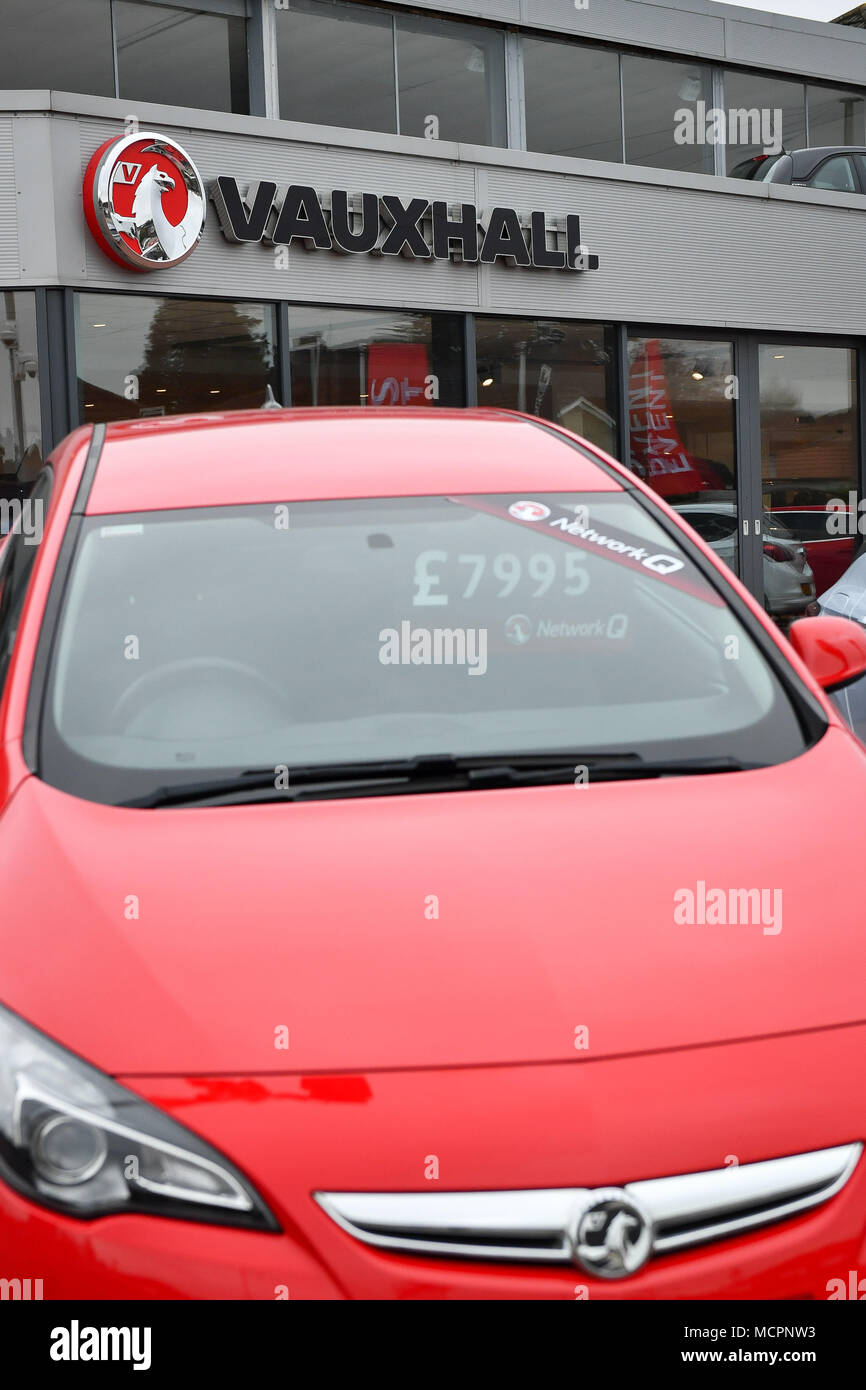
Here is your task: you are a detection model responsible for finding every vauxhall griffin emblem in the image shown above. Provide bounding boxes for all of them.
[569,1189,654,1279]
[83,132,206,271]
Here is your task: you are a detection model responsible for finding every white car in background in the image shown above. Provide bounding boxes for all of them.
[818,546,866,626]
[676,502,816,619]
[818,547,866,742]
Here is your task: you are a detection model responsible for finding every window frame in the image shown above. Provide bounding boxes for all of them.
[619,47,715,176]
[285,300,467,410]
[392,6,507,146]
[520,28,625,163]
[273,0,400,134]
[272,0,507,146]
[72,288,280,427]
[111,0,251,113]
[805,81,866,150]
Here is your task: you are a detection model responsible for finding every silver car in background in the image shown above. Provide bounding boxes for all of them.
[816,545,866,743]
[676,502,816,619]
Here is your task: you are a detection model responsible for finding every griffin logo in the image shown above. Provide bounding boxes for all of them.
[570,1190,654,1278]
[83,131,206,271]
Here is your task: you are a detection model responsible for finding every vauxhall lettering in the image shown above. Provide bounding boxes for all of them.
[330,190,380,254]
[529,210,566,269]
[479,206,532,266]
[210,178,598,272]
[211,177,276,243]
[271,184,333,249]
[431,201,479,262]
[379,195,432,259]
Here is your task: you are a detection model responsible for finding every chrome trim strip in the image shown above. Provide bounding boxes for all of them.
[315,1187,582,1264]
[644,1143,862,1253]
[315,1142,861,1268]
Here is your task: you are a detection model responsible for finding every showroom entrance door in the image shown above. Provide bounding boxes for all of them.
[757,341,860,619]
[626,331,745,591]
[626,330,862,629]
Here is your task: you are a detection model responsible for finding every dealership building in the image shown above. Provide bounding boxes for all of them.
[2,0,866,606]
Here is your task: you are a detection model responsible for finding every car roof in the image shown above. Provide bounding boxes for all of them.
[82,408,624,514]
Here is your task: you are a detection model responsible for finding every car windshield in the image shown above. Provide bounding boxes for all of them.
[38,492,809,804]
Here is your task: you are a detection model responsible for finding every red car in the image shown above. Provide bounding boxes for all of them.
[2,407,866,1301]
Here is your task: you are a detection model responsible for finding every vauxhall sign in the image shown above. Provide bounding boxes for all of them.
[211,177,599,272]
[83,131,599,274]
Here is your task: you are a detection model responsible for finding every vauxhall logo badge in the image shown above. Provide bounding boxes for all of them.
[83,132,206,270]
[84,131,599,274]
[569,1189,654,1279]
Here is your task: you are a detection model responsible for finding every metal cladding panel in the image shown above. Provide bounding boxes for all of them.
[481,165,866,333]
[722,17,866,85]
[77,118,481,308]
[7,111,854,337]
[0,118,20,281]
[518,0,725,57]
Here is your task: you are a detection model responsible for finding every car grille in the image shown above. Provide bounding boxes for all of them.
[315,1143,861,1269]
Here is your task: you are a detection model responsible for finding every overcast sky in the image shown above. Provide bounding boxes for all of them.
[714,0,851,20]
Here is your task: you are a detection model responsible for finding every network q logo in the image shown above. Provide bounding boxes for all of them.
[83,132,206,271]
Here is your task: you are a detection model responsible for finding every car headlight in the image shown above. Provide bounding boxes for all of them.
[0,1003,277,1229]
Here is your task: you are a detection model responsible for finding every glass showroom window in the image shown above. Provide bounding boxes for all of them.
[621,54,714,175]
[74,294,278,423]
[627,335,738,569]
[0,0,115,96]
[394,12,505,145]
[807,85,866,148]
[723,71,806,173]
[288,307,465,408]
[523,40,712,174]
[114,2,249,114]
[475,319,616,455]
[275,0,396,132]
[275,0,506,145]
[0,292,43,513]
[523,37,623,163]
[0,0,248,112]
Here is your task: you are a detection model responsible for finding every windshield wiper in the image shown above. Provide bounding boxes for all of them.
[119,752,754,809]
